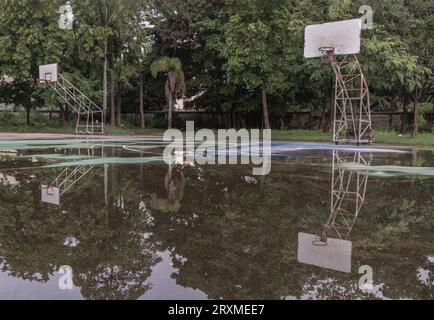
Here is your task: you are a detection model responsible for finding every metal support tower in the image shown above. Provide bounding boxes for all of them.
[321,49,373,145]
[321,150,371,241]
[39,74,105,134]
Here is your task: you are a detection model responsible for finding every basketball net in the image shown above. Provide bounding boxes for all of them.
[318,46,335,64]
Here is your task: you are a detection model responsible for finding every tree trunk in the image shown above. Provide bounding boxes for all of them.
[139,73,145,129]
[65,105,69,123]
[319,109,325,130]
[400,96,408,134]
[26,106,30,126]
[412,99,419,138]
[280,116,285,130]
[110,76,115,127]
[240,115,246,129]
[261,83,271,130]
[116,90,122,127]
[102,39,108,125]
[167,94,173,129]
[232,111,236,129]
[59,105,65,125]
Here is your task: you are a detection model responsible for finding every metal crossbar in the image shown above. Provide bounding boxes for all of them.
[51,164,95,195]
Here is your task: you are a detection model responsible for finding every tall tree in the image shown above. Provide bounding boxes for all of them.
[360,0,433,137]
[150,57,186,129]
[67,0,120,124]
[215,0,302,129]
[0,0,70,125]
[129,4,155,129]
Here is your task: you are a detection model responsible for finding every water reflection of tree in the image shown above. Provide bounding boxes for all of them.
[65,172,161,300]
[149,166,433,299]
[0,160,432,299]
[150,171,326,299]
[149,164,186,213]
[165,165,186,202]
[0,168,160,300]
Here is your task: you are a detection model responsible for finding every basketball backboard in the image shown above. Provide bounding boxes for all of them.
[304,19,362,58]
[41,185,60,205]
[39,63,58,82]
[297,232,352,273]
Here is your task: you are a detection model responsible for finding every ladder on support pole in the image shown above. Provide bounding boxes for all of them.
[41,141,101,205]
[51,162,96,196]
[321,50,373,145]
[321,150,371,241]
[38,64,105,134]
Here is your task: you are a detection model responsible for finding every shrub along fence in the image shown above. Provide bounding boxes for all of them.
[1,110,433,132]
[112,111,434,132]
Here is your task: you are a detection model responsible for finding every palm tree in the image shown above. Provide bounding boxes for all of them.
[150,57,186,129]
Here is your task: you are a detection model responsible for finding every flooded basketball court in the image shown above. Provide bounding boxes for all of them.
[0,137,432,299]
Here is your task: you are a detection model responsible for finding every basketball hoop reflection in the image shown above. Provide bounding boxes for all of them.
[41,140,100,205]
[298,150,372,273]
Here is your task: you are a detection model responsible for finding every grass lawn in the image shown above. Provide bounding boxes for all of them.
[0,123,432,147]
[105,126,164,135]
[0,124,164,136]
[374,131,434,147]
[0,112,165,136]
[271,130,331,142]
[272,130,434,147]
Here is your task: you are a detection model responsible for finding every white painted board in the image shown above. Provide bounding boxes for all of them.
[304,19,362,58]
[39,64,58,82]
[41,185,60,205]
[297,232,352,273]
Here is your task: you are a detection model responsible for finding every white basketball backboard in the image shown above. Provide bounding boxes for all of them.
[297,232,352,273]
[41,185,60,205]
[304,19,362,58]
[39,64,58,82]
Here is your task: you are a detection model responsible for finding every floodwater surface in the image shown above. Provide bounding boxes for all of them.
[0,137,432,300]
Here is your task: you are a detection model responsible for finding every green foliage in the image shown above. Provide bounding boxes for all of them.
[271,129,434,147]
[357,199,432,250]
[0,112,64,129]
[150,57,182,78]
[328,0,353,20]
[149,194,181,213]
[217,0,301,93]
[418,102,434,129]
[0,0,432,132]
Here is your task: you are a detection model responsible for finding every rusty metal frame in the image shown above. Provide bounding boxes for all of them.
[320,48,373,145]
[321,150,371,241]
